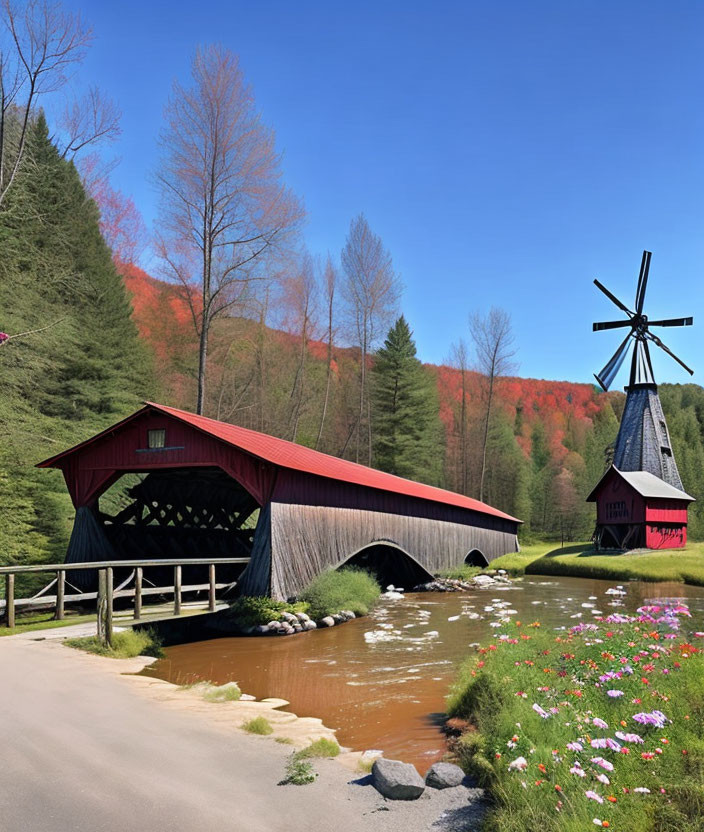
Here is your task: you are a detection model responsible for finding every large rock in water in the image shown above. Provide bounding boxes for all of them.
[425,762,465,789]
[372,758,425,800]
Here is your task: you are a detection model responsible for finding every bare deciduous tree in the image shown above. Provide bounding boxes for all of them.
[315,254,337,450]
[341,214,400,463]
[469,307,517,502]
[283,252,318,442]
[155,44,303,414]
[449,338,470,494]
[57,85,120,158]
[0,0,92,205]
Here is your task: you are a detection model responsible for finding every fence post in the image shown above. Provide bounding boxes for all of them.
[97,569,106,644]
[174,565,182,616]
[55,570,65,621]
[5,573,15,629]
[134,567,143,620]
[105,567,113,647]
[208,563,216,613]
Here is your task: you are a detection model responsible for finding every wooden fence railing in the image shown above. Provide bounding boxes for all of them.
[0,558,250,644]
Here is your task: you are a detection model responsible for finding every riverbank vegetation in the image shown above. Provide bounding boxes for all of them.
[448,605,704,831]
[65,629,163,659]
[298,568,380,619]
[491,542,704,586]
[228,568,381,628]
[242,717,273,735]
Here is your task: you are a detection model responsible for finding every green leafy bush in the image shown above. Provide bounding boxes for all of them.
[283,756,317,785]
[298,567,380,620]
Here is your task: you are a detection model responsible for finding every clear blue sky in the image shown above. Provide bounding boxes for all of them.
[62,0,703,386]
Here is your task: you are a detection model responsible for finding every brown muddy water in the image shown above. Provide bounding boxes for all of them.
[143,576,704,773]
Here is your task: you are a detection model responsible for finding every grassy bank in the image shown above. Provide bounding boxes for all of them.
[491,542,704,586]
[65,629,163,659]
[448,606,704,831]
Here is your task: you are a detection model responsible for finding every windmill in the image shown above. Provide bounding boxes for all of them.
[593,250,693,392]
[587,251,696,550]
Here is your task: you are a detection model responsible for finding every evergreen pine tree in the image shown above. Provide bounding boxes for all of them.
[371,316,444,484]
[0,113,152,573]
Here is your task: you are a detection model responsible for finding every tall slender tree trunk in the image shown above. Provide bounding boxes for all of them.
[196,324,208,414]
[479,372,495,503]
[289,313,308,443]
[315,295,334,450]
[357,326,368,464]
[460,367,468,494]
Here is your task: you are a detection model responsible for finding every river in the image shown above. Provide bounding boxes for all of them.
[143,576,704,772]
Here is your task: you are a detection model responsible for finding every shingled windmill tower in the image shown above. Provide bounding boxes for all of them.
[587,251,695,549]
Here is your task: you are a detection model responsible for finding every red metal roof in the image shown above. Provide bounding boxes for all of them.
[39,401,520,523]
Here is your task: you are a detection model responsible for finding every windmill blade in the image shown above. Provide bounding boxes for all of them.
[635,250,652,314]
[594,332,634,390]
[593,279,634,316]
[593,319,634,331]
[646,317,693,328]
[647,332,694,376]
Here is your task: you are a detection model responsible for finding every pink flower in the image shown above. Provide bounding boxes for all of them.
[586,790,604,803]
[532,703,550,719]
[592,718,609,730]
[591,757,614,772]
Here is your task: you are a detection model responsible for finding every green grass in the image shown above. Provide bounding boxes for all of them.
[489,542,562,575]
[490,541,704,586]
[295,737,340,758]
[203,682,242,702]
[275,736,294,745]
[64,629,163,659]
[298,567,380,619]
[448,607,704,831]
[241,716,273,735]
[437,565,482,581]
[0,611,96,637]
[357,757,375,774]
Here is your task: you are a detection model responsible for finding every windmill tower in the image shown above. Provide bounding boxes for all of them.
[588,251,695,549]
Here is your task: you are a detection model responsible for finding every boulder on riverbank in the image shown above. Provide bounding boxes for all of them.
[372,758,425,800]
[425,762,465,789]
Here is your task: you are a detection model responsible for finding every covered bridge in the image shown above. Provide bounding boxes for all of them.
[38,403,521,599]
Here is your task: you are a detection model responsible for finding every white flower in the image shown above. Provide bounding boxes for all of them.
[508,756,528,772]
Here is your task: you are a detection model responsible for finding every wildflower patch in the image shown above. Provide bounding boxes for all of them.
[448,603,704,830]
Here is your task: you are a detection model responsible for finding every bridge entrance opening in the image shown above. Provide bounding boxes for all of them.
[340,544,434,589]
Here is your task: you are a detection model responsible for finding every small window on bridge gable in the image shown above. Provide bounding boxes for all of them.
[148,429,166,449]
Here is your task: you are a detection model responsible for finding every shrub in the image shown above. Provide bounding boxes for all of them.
[241,716,273,735]
[298,567,380,620]
[283,756,316,785]
[65,629,162,659]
